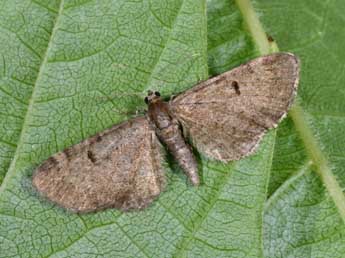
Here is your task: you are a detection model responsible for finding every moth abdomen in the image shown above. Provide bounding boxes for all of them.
[147,97,200,186]
[161,126,199,186]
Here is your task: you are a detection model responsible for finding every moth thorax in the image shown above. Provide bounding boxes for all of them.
[145,91,161,104]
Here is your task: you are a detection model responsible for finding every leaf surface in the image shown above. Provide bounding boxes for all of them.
[253,0,345,257]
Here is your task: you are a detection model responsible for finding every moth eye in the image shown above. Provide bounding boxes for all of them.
[144,97,149,104]
[154,91,161,97]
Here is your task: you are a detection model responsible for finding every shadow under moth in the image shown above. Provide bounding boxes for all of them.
[33,53,299,213]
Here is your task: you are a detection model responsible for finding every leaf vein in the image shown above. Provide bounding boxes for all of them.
[0,0,65,197]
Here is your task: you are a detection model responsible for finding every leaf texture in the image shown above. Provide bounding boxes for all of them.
[253,0,345,257]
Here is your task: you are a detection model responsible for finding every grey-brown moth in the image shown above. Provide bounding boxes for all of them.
[33,53,299,213]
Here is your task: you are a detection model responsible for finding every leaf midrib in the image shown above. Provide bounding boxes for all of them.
[0,0,65,194]
[236,0,345,225]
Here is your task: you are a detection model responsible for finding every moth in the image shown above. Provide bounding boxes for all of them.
[33,53,299,213]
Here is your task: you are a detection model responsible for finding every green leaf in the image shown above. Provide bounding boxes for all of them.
[253,0,345,257]
[0,0,344,258]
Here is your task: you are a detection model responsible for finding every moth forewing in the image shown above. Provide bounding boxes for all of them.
[32,117,166,213]
[170,53,299,162]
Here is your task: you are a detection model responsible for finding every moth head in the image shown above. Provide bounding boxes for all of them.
[145,90,161,104]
